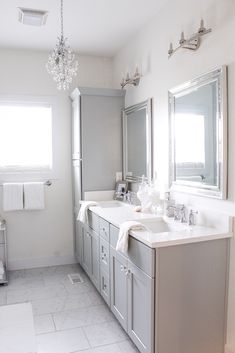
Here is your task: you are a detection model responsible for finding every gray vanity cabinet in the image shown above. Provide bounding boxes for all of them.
[127,260,154,353]
[80,225,100,291]
[81,228,92,276]
[90,229,100,291]
[110,246,128,330]
[75,220,83,264]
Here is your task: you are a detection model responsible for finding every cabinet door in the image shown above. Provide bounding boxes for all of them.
[127,261,154,353]
[81,229,91,276]
[90,230,100,291]
[75,221,83,264]
[110,247,128,331]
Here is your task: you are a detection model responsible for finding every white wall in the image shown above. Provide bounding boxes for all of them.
[0,48,113,270]
[112,0,235,351]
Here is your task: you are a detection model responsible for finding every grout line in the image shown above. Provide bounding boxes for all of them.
[50,313,57,332]
[36,317,117,336]
[81,326,92,349]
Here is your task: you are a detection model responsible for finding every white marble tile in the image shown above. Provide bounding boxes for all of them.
[32,296,66,315]
[7,288,31,304]
[7,284,67,304]
[53,305,114,330]
[83,321,128,347]
[7,275,44,290]
[63,278,95,295]
[0,287,7,306]
[117,340,140,352]
[62,291,103,311]
[34,314,55,334]
[37,327,90,353]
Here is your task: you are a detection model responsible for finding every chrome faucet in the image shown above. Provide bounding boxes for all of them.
[188,209,198,226]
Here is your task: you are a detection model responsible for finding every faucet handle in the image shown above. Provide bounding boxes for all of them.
[188,209,198,225]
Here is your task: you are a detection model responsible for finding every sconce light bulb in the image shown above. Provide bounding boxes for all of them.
[179,31,185,45]
[198,19,206,34]
[134,67,140,77]
[168,43,173,56]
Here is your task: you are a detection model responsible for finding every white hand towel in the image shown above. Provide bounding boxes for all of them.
[24,182,45,210]
[77,201,97,223]
[116,221,146,253]
[0,261,4,275]
[3,183,23,211]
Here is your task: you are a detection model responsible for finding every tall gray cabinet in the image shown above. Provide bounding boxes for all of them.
[70,87,125,214]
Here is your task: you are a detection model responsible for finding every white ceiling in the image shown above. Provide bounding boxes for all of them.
[0,0,166,56]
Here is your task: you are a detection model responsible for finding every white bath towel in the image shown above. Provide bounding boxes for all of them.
[116,221,146,253]
[3,183,24,211]
[77,201,97,223]
[24,182,45,210]
[0,261,4,275]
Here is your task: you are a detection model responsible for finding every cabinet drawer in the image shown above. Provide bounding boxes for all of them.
[128,237,155,278]
[100,268,110,306]
[100,237,110,274]
[110,224,119,248]
[87,210,99,233]
[110,224,155,278]
[99,218,110,241]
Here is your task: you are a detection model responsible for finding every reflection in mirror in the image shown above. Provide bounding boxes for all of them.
[123,99,152,183]
[169,67,227,199]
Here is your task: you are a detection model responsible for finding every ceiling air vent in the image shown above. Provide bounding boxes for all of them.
[18,7,48,27]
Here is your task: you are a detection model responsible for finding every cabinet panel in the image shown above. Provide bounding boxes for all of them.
[90,230,100,291]
[75,221,83,264]
[100,237,110,274]
[88,210,99,233]
[127,261,154,353]
[110,224,119,248]
[110,247,128,331]
[81,230,92,276]
[100,268,110,306]
[99,218,110,242]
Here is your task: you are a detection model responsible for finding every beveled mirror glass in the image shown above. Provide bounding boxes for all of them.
[169,66,227,199]
[123,99,152,183]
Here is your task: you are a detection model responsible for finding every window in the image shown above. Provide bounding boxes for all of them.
[0,96,57,181]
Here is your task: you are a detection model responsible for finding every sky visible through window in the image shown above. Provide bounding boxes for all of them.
[0,104,52,170]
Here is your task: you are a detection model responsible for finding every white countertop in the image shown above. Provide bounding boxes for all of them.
[89,201,233,249]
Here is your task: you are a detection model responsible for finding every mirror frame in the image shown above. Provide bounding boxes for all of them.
[122,99,153,183]
[169,66,227,199]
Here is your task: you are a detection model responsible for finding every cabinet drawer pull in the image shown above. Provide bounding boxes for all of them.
[120,265,126,272]
[125,269,131,276]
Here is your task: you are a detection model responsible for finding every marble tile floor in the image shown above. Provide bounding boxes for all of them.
[0,264,139,353]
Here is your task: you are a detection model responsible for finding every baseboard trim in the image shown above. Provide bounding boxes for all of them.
[8,255,76,270]
[225,344,235,353]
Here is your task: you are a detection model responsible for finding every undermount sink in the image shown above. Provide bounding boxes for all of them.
[98,201,125,208]
[138,218,188,233]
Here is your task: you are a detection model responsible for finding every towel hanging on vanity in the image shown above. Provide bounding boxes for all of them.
[24,182,45,210]
[77,201,97,223]
[116,221,147,253]
[3,183,24,211]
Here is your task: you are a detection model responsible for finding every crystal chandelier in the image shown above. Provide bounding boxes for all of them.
[46,0,78,90]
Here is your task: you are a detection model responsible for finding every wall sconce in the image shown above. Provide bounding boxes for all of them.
[121,67,141,89]
[168,20,212,58]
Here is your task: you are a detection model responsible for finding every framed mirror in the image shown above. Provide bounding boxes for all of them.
[123,99,152,183]
[169,66,227,199]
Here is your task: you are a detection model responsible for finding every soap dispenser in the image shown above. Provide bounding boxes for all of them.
[137,175,152,213]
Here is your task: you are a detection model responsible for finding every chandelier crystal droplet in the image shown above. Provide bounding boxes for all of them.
[46,0,78,90]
